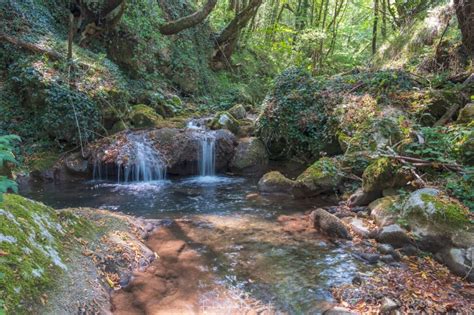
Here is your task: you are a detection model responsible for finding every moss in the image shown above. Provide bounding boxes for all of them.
[0,194,89,313]
[228,104,246,120]
[208,111,240,134]
[128,104,163,129]
[419,194,470,228]
[296,157,341,190]
[362,157,410,193]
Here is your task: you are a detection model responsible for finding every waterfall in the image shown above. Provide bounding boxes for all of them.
[93,133,166,183]
[199,136,216,176]
[187,119,217,176]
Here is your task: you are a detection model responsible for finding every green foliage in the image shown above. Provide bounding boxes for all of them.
[445,169,474,212]
[257,67,337,160]
[0,135,20,202]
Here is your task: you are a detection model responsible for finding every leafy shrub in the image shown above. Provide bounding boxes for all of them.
[0,135,20,202]
[257,67,338,160]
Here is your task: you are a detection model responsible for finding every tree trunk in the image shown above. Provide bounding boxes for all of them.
[159,0,218,35]
[212,0,263,69]
[454,0,474,56]
[372,0,379,55]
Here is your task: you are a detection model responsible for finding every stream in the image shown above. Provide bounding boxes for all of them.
[21,176,372,314]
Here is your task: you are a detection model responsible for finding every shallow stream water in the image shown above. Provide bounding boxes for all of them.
[21,176,370,314]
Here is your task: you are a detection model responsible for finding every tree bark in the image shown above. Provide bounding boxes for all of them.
[211,0,263,69]
[159,0,218,35]
[372,0,379,55]
[454,0,474,56]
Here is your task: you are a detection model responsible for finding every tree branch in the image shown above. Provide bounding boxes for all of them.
[159,0,218,35]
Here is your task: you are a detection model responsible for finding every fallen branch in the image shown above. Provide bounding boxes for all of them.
[381,154,463,172]
[0,33,62,60]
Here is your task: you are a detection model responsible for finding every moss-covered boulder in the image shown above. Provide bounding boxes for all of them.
[208,111,240,135]
[362,158,411,193]
[293,157,342,198]
[402,188,472,251]
[258,171,295,194]
[0,194,91,313]
[228,104,247,120]
[458,128,474,165]
[129,104,163,129]
[230,137,269,176]
[111,120,129,134]
[457,103,474,124]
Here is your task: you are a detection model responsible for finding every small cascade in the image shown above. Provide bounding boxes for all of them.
[199,136,216,176]
[187,119,217,176]
[93,133,166,183]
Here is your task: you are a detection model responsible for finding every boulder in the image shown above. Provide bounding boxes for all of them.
[369,196,399,227]
[258,171,295,194]
[129,104,163,129]
[310,208,352,240]
[209,111,240,135]
[457,103,474,124]
[438,247,474,282]
[230,137,269,176]
[344,217,371,238]
[293,157,342,198]
[348,188,382,207]
[377,244,395,255]
[362,158,411,193]
[402,188,471,252]
[228,104,247,119]
[64,152,89,175]
[375,224,412,248]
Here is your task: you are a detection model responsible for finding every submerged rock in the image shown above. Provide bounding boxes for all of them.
[230,137,269,176]
[293,157,342,198]
[310,208,352,240]
[258,171,295,194]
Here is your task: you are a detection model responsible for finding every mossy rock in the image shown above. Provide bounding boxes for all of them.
[128,104,163,129]
[402,188,470,228]
[457,103,474,124]
[110,120,129,134]
[27,151,60,173]
[228,104,247,120]
[293,157,342,197]
[208,111,240,135]
[258,171,295,194]
[362,157,411,193]
[369,196,400,227]
[417,90,464,125]
[0,194,92,313]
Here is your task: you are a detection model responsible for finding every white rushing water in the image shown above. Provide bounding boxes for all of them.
[187,120,216,177]
[93,133,166,183]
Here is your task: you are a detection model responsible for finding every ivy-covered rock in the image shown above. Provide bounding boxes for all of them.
[293,157,342,198]
[256,68,338,160]
[228,104,247,120]
[362,158,411,193]
[258,171,295,194]
[128,104,164,129]
[208,111,240,135]
[230,137,269,176]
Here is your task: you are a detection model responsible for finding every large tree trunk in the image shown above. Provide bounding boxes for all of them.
[454,0,474,56]
[159,0,218,35]
[372,0,379,55]
[211,0,263,69]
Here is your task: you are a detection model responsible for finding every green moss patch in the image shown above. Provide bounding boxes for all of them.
[419,194,470,228]
[0,194,91,313]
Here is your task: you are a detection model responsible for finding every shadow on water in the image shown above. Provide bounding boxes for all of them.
[20,175,370,313]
